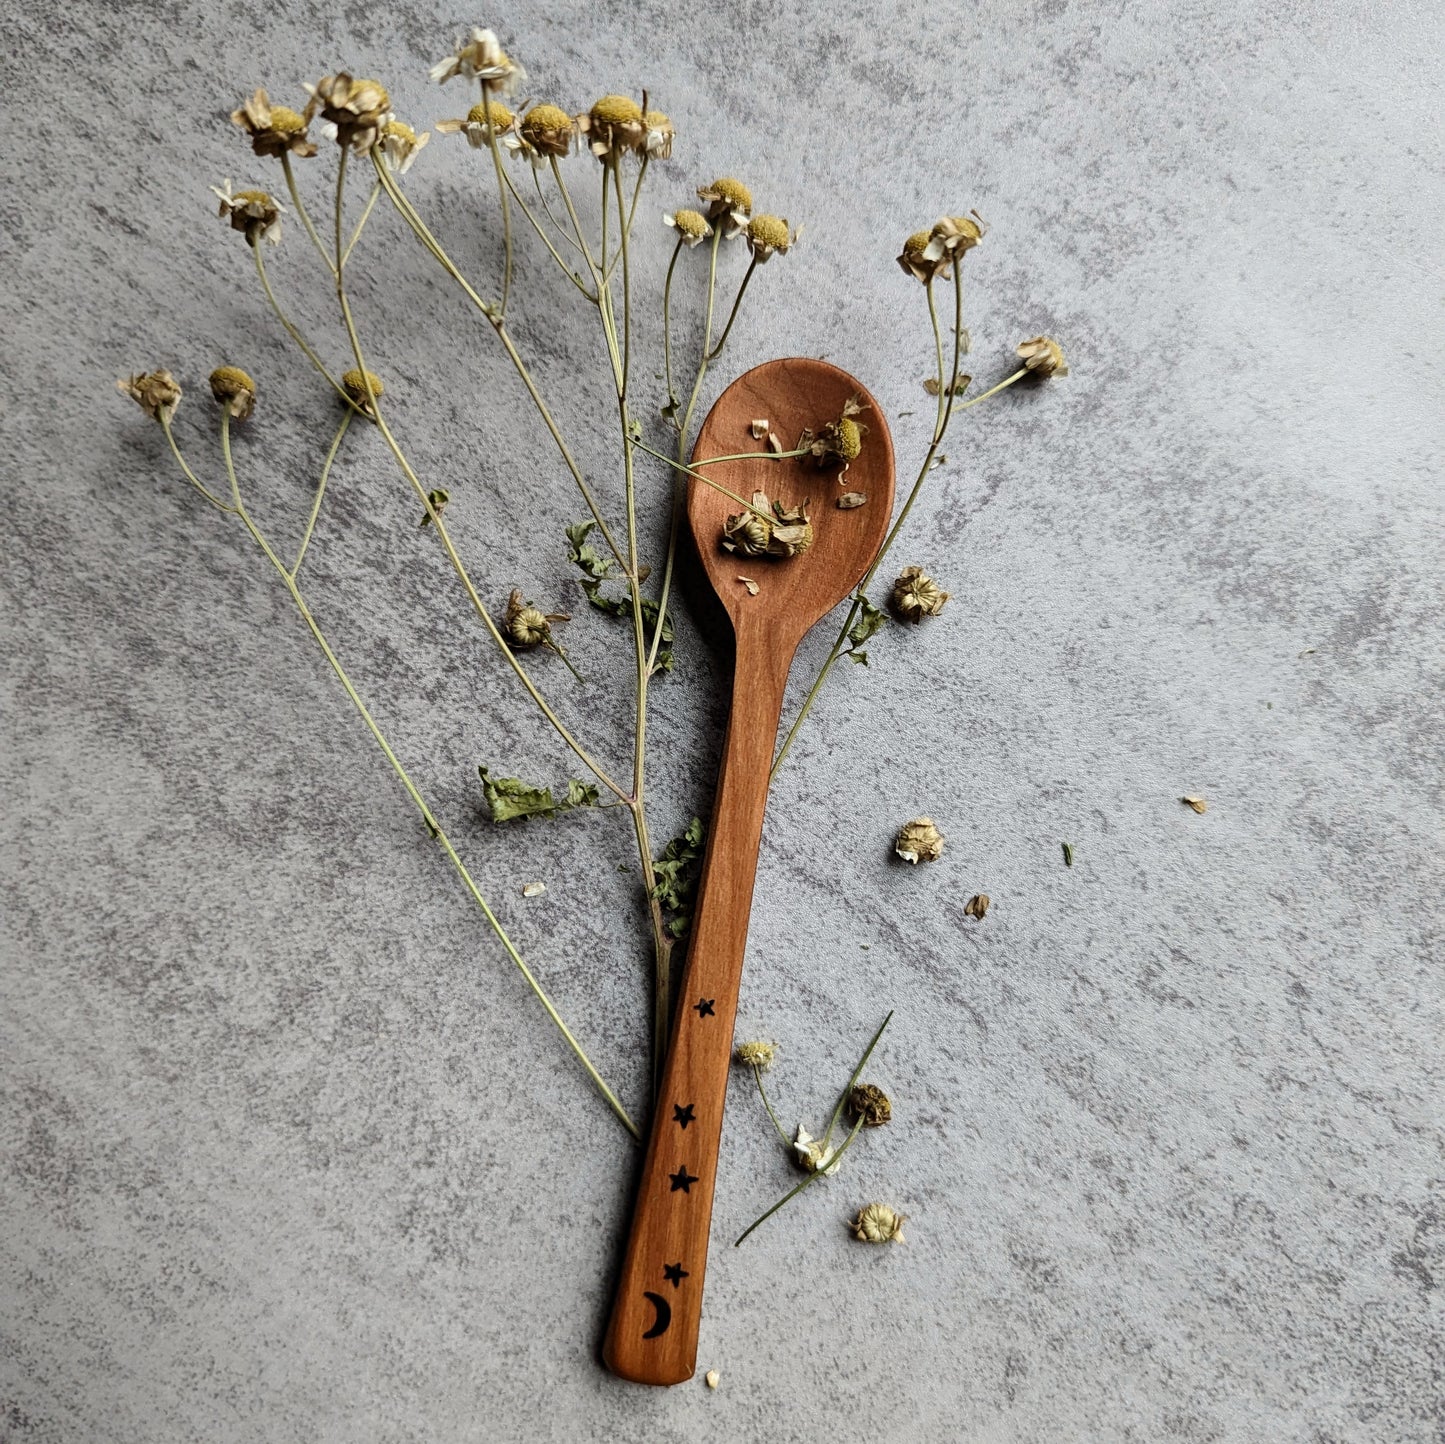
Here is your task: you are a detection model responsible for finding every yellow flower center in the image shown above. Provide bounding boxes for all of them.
[903,228,932,258]
[234,190,274,207]
[833,417,862,459]
[703,177,752,212]
[644,109,671,130]
[523,103,572,134]
[384,120,416,142]
[209,365,256,395]
[355,80,390,110]
[672,208,708,238]
[748,214,790,249]
[467,100,514,130]
[341,368,384,399]
[590,94,642,126]
[269,106,306,134]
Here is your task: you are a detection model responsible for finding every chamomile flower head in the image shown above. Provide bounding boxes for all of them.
[341,367,385,418]
[664,208,712,247]
[231,88,317,159]
[211,180,284,246]
[579,94,645,159]
[697,176,752,237]
[436,100,514,149]
[851,1202,907,1244]
[745,213,797,262]
[380,120,430,172]
[642,109,674,159]
[116,370,182,423]
[805,396,867,468]
[890,566,950,623]
[930,210,988,255]
[306,74,392,152]
[1016,335,1069,377]
[735,1040,777,1070]
[430,28,524,95]
[209,365,257,421]
[508,102,575,162]
[897,226,950,284]
[504,589,566,649]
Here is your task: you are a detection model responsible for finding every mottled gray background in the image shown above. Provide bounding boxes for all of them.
[3,0,1442,1440]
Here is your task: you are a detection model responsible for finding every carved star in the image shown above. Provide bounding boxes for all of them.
[672,1103,696,1130]
[668,1165,699,1194]
[693,997,716,1018]
[662,1261,689,1288]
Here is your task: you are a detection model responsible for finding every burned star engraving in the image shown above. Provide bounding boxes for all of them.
[668,1165,699,1194]
[672,1103,696,1130]
[662,1261,689,1288]
[693,998,716,1018]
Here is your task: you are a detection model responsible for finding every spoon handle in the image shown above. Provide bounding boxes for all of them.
[604,629,792,1385]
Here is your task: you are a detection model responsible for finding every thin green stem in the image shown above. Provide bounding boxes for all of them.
[499,163,594,298]
[217,411,637,1141]
[550,156,601,275]
[158,416,234,513]
[251,245,358,413]
[292,410,352,577]
[734,1116,866,1247]
[626,438,774,520]
[753,1065,792,1147]
[706,257,758,360]
[335,151,627,801]
[340,181,381,267]
[820,1010,893,1152]
[688,447,809,467]
[281,153,336,276]
[482,107,514,315]
[661,236,683,413]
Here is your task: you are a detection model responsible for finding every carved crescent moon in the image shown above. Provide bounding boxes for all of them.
[641,1290,672,1339]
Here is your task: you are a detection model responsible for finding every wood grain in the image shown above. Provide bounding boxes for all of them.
[603,358,896,1385]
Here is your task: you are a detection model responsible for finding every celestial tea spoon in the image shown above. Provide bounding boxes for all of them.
[604,358,896,1385]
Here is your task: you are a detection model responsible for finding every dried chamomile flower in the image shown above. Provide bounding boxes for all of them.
[793,1125,842,1176]
[723,492,813,559]
[896,226,950,284]
[846,1083,892,1128]
[116,370,182,423]
[664,208,712,247]
[931,210,988,256]
[211,181,283,247]
[803,396,866,468]
[511,103,575,161]
[1016,336,1069,377]
[895,816,944,865]
[735,1040,777,1070]
[890,565,949,622]
[504,589,569,649]
[696,177,752,237]
[340,367,384,418]
[850,1202,907,1244]
[437,100,514,149]
[380,120,430,173]
[642,109,675,159]
[306,74,392,152]
[745,213,797,262]
[430,28,525,95]
[963,892,990,920]
[209,365,256,421]
[231,88,316,159]
[579,95,645,160]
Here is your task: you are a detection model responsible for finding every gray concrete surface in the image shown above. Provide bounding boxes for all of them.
[3,1,1443,1439]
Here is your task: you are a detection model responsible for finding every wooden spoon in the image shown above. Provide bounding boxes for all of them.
[604,358,896,1385]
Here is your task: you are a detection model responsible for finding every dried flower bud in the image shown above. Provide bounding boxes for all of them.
[931,210,988,255]
[580,94,644,159]
[339,368,384,418]
[723,492,813,560]
[664,208,713,247]
[734,1040,776,1070]
[890,565,949,622]
[696,177,752,237]
[850,1202,907,1244]
[847,1083,892,1128]
[793,1125,842,1176]
[430,28,525,95]
[514,104,569,159]
[116,370,182,424]
[371,119,426,173]
[437,101,513,149]
[745,213,797,262]
[642,110,674,159]
[231,88,317,159]
[209,366,256,421]
[897,225,950,284]
[895,816,944,865]
[1016,336,1068,377]
[211,181,283,247]
[307,74,392,152]
[504,589,570,649]
[963,892,990,920]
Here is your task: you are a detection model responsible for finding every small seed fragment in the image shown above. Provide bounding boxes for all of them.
[750,419,769,439]
[838,492,867,509]
[705,1370,720,1389]
[1180,796,1208,814]
[964,893,990,920]
[522,881,546,898]
[738,576,760,596]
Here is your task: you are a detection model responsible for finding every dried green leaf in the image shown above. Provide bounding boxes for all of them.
[478,765,600,823]
[848,594,888,649]
[1061,841,1074,867]
[566,520,614,580]
[652,815,706,935]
